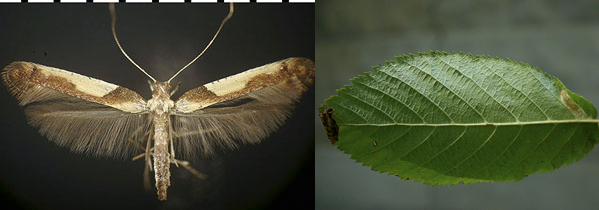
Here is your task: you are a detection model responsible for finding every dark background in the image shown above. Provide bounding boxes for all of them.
[0,3,314,210]
[316,0,599,209]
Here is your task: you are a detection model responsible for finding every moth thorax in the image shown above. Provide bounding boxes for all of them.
[148,81,174,114]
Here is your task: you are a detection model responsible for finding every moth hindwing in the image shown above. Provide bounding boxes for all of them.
[1,57,315,200]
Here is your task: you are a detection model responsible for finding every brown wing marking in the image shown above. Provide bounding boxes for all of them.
[170,57,315,158]
[174,57,314,113]
[2,61,146,113]
[2,62,151,158]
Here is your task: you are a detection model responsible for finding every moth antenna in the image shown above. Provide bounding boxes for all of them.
[109,3,157,82]
[167,3,234,83]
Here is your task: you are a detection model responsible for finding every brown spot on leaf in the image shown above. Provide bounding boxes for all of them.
[319,108,339,144]
[560,90,586,118]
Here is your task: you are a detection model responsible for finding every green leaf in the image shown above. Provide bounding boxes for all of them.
[319,51,599,185]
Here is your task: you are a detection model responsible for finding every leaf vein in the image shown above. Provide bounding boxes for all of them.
[378,67,453,123]
[353,78,421,123]
[327,99,368,124]
[354,125,413,158]
[431,126,498,180]
[397,126,437,161]
[480,58,550,120]
[404,58,486,122]
[500,124,558,178]
[402,126,468,177]
[436,56,516,121]
[470,125,524,179]
[544,123,582,172]
[340,84,397,123]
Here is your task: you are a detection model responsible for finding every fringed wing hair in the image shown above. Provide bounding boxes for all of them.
[172,57,315,158]
[2,62,151,159]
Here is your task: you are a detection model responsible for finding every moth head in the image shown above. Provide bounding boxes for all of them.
[149,81,171,91]
[150,81,172,97]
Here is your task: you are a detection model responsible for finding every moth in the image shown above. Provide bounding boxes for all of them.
[1,4,314,201]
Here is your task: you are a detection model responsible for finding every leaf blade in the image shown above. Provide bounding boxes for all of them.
[321,52,599,185]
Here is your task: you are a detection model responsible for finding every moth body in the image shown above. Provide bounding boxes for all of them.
[148,81,174,200]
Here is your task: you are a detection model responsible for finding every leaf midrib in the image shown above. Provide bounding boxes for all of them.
[343,119,599,127]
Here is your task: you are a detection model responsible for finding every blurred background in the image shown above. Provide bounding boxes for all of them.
[0,3,314,210]
[316,0,599,209]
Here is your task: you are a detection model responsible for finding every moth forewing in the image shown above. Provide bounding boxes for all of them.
[170,57,315,159]
[1,62,152,158]
[174,57,314,113]
[2,62,147,113]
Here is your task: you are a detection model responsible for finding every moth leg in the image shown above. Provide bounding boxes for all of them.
[127,139,146,152]
[143,155,152,191]
[145,132,153,172]
[130,140,154,162]
[128,133,152,161]
[172,159,208,180]
[168,119,178,167]
[136,147,207,181]
[132,153,145,161]
[128,146,153,190]
[169,139,176,167]
[138,150,208,181]
[127,133,154,191]
[128,142,153,190]
[172,127,221,138]
[127,128,153,159]
[131,127,207,182]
